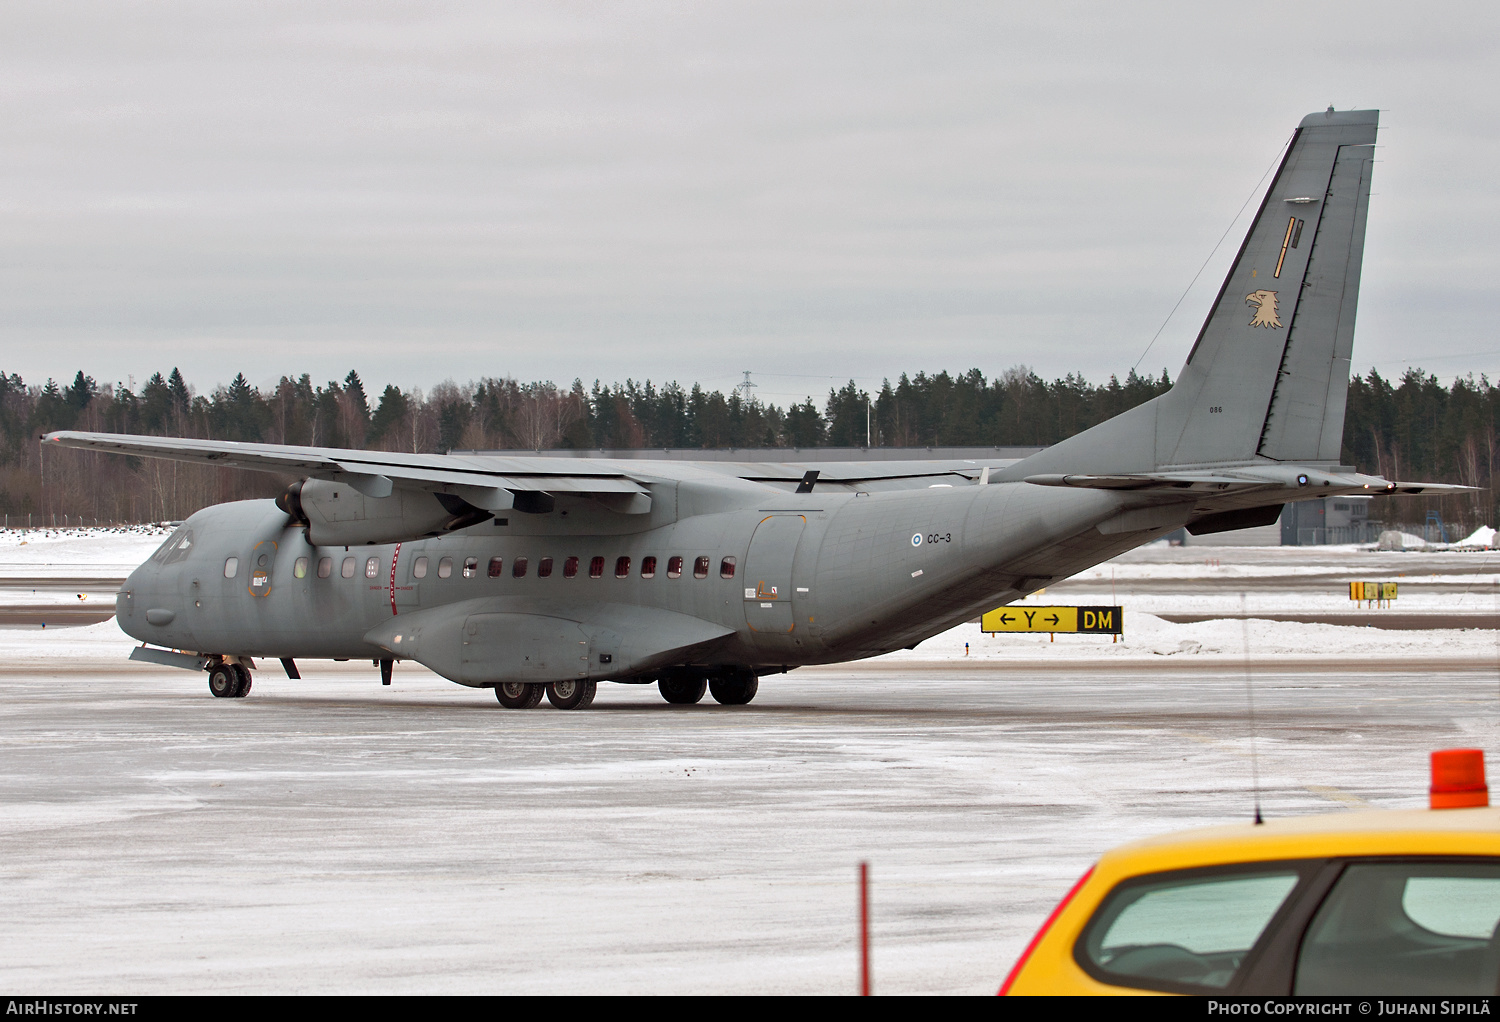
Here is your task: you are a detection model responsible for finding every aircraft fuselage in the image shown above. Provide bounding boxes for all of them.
[118,477,1129,685]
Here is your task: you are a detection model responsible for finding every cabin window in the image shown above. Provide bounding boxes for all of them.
[513,557,528,578]
[589,556,605,579]
[437,557,453,579]
[317,556,333,579]
[538,557,553,578]
[223,557,239,579]
[341,556,357,579]
[365,557,380,579]
[488,556,504,578]
[641,556,657,578]
[463,557,478,579]
[293,557,308,579]
[412,556,428,579]
[693,556,710,579]
[563,556,579,578]
[615,556,631,578]
[666,556,683,579]
[720,556,736,579]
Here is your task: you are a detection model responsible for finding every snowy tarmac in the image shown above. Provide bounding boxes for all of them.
[3,655,1500,994]
[3,529,1500,993]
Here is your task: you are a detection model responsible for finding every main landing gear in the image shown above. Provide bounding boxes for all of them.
[658,667,758,706]
[208,661,252,699]
[493,680,596,710]
[494,682,545,709]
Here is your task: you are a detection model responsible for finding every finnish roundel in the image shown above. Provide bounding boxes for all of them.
[911,533,922,547]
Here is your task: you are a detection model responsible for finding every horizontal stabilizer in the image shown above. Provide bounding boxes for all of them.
[1025,468,1476,497]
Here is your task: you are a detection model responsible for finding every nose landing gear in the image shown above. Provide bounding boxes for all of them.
[207,662,252,698]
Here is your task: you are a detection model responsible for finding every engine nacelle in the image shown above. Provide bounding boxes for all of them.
[277,478,491,545]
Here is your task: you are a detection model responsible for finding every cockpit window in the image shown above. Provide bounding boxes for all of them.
[151,527,196,565]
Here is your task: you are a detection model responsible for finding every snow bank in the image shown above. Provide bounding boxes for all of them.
[1458,525,1498,548]
[876,613,1500,664]
[0,525,174,576]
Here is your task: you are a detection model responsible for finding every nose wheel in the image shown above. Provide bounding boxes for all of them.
[208,663,252,698]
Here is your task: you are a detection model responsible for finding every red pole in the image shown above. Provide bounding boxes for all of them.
[859,861,870,995]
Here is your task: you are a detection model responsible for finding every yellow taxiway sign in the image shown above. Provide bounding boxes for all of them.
[981,605,1123,635]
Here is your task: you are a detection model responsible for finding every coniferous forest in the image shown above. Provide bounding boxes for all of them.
[2,365,1494,534]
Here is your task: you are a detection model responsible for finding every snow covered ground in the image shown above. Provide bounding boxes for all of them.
[0,525,173,578]
[1,529,1497,994]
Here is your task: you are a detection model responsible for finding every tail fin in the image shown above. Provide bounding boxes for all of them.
[1013,108,1378,477]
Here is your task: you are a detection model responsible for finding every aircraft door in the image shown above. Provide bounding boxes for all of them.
[247,540,277,597]
[743,514,806,640]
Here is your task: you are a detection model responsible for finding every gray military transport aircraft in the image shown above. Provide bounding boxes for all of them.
[47,108,1460,710]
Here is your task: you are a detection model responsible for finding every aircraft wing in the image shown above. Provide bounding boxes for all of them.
[43,430,654,509]
[42,430,1023,496]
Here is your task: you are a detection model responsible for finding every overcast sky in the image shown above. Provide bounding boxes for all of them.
[1,1,1496,407]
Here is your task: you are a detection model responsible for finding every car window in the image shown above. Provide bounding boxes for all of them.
[1079,868,1301,992]
[1295,861,1500,996]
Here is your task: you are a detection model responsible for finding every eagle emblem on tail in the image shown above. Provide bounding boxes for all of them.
[1245,289,1281,329]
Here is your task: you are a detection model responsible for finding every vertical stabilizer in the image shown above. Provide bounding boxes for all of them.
[1163,107,1377,466]
[1007,109,1378,479]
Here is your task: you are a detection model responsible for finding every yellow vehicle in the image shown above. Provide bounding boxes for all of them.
[1001,750,1500,995]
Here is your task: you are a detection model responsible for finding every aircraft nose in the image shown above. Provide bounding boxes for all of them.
[116,562,162,641]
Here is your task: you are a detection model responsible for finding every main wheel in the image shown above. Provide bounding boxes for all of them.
[231,664,252,698]
[208,664,238,698]
[658,672,706,705]
[495,682,544,709]
[546,679,597,710]
[709,669,759,706]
